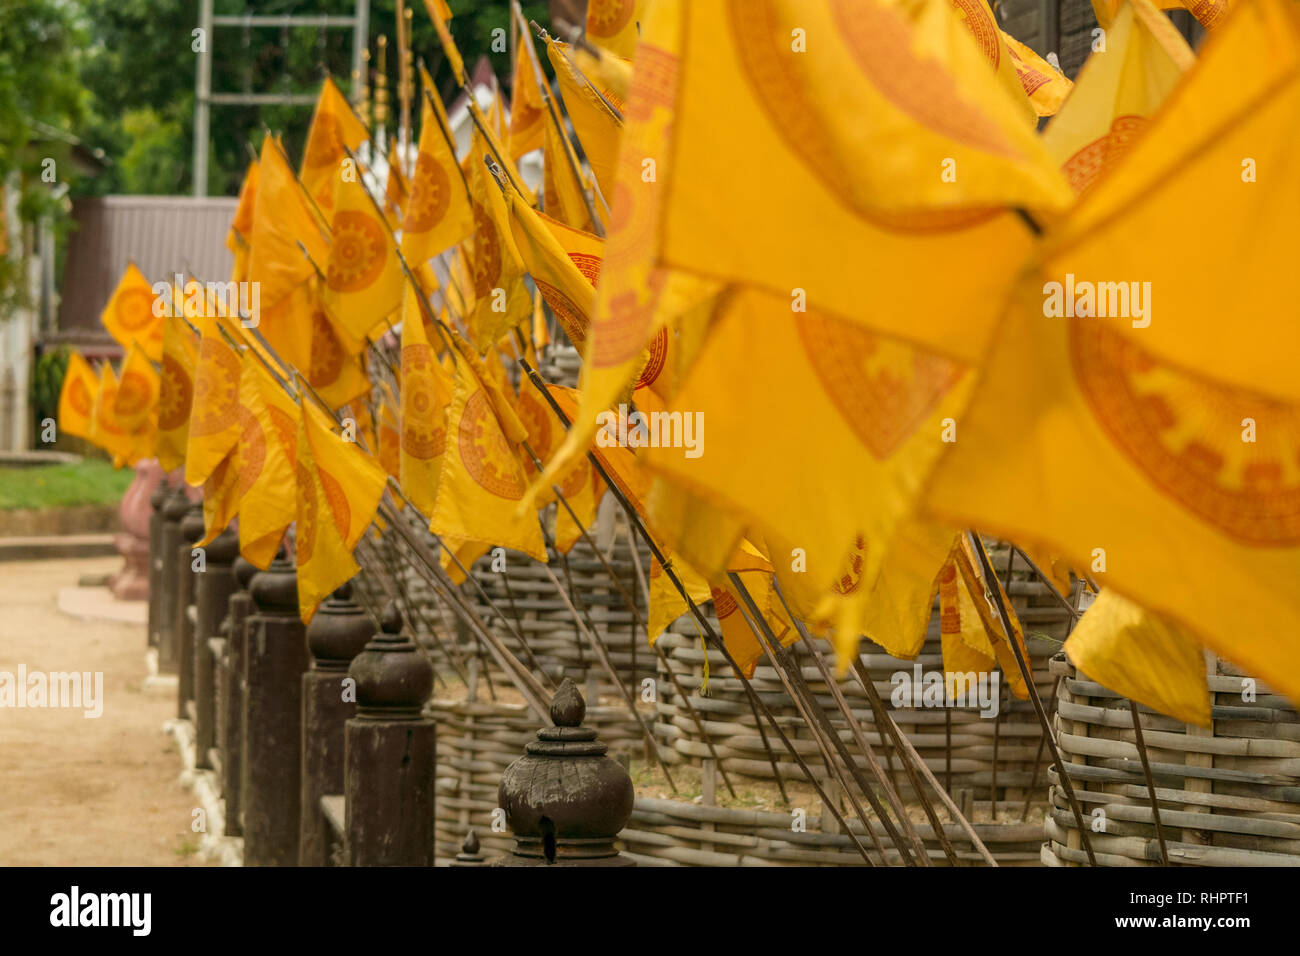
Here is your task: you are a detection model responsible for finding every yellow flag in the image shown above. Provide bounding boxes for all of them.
[307,278,373,410]
[546,38,622,201]
[402,77,475,266]
[300,76,370,219]
[648,551,711,646]
[1065,589,1212,726]
[250,135,329,312]
[541,110,593,232]
[429,350,547,562]
[198,447,240,546]
[399,284,451,516]
[508,42,545,159]
[424,0,465,84]
[1043,0,1192,196]
[322,171,404,346]
[711,572,794,680]
[256,277,314,384]
[644,287,972,668]
[236,354,300,568]
[1002,31,1072,118]
[156,312,198,472]
[506,190,603,351]
[1042,0,1300,403]
[945,535,1031,700]
[946,0,1038,125]
[227,160,259,283]
[112,342,159,436]
[585,0,644,59]
[295,401,388,623]
[101,263,163,362]
[462,131,532,351]
[657,0,1070,366]
[924,272,1300,708]
[88,364,133,463]
[377,381,402,483]
[185,313,244,486]
[514,371,599,552]
[57,351,98,441]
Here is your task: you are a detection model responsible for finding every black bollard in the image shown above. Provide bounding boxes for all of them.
[147,477,170,650]
[219,556,258,837]
[344,604,435,867]
[192,526,239,770]
[300,581,374,866]
[176,504,205,721]
[495,678,635,866]
[157,487,191,675]
[242,551,308,866]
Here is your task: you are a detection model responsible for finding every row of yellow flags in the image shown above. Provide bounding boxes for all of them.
[61,0,1293,733]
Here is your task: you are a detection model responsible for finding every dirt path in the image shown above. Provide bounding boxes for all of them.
[0,556,207,865]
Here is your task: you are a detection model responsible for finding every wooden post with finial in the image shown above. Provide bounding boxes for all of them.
[218,555,258,837]
[157,485,191,675]
[193,526,239,770]
[344,603,436,866]
[176,503,205,721]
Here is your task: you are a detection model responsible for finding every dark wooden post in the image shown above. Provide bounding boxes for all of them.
[176,504,205,721]
[242,551,309,866]
[496,678,635,866]
[219,555,258,837]
[147,477,170,650]
[300,581,374,867]
[157,487,191,675]
[344,604,435,867]
[193,527,239,770]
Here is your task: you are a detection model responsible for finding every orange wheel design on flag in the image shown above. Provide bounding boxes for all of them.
[159,355,193,431]
[1070,320,1300,546]
[191,339,241,437]
[115,371,153,420]
[559,460,589,500]
[115,287,159,333]
[515,387,555,467]
[1061,115,1147,195]
[949,0,1001,68]
[67,376,93,418]
[796,311,963,459]
[295,462,319,566]
[830,534,868,596]
[405,153,452,233]
[459,388,526,500]
[309,309,346,389]
[267,405,298,464]
[534,279,588,350]
[1186,0,1229,29]
[937,559,962,636]
[470,205,501,298]
[327,210,388,293]
[635,327,669,390]
[400,344,447,460]
[587,0,635,37]
[728,0,1013,235]
[304,112,344,169]
[710,587,738,620]
[236,407,266,498]
[319,465,352,543]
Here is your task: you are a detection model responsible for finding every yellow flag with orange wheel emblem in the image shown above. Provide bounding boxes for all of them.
[545,37,622,201]
[184,313,244,487]
[299,77,370,220]
[306,277,374,410]
[100,263,164,362]
[226,160,258,283]
[250,134,329,313]
[399,283,452,517]
[1002,31,1072,118]
[88,363,133,465]
[156,311,198,472]
[923,270,1300,709]
[236,353,300,569]
[585,0,644,60]
[57,351,99,442]
[112,342,159,436]
[295,400,389,623]
[429,348,548,564]
[1092,0,1232,30]
[322,171,404,348]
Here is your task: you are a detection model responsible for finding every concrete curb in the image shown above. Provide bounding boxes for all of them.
[0,534,118,561]
[164,719,244,867]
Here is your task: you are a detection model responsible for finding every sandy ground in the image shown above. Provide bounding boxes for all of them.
[0,556,208,865]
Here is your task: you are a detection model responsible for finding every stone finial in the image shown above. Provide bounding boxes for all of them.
[163,484,191,522]
[347,603,433,718]
[306,578,375,668]
[496,678,635,866]
[450,828,486,867]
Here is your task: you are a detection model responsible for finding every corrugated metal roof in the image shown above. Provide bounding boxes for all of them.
[56,195,237,333]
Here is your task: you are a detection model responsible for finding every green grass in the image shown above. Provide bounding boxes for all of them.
[0,459,136,510]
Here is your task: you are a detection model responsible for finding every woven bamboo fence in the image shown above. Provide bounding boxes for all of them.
[1041,652,1300,866]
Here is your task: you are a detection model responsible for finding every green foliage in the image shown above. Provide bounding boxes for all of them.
[30,345,68,439]
[0,458,134,510]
